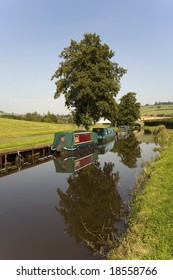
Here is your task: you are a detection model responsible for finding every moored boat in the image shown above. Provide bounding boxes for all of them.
[117,125,130,139]
[92,127,116,143]
[51,130,98,152]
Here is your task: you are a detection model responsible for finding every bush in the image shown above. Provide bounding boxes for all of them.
[144,118,173,129]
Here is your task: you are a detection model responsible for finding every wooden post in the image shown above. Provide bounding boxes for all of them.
[32,149,35,163]
[5,154,8,165]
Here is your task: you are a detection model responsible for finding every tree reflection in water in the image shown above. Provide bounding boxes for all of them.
[112,133,141,168]
[56,161,128,258]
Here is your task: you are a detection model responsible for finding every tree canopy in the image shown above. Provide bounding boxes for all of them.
[51,33,127,129]
[117,92,140,126]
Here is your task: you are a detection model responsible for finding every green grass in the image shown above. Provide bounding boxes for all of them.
[107,131,173,260]
[0,118,79,151]
[0,118,77,139]
[140,104,173,116]
[0,118,107,152]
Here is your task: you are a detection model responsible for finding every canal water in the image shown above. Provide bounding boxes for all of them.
[0,134,158,260]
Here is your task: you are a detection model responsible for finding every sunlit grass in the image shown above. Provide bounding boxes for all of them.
[0,118,77,139]
[107,131,173,260]
[0,118,107,151]
[140,104,173,116]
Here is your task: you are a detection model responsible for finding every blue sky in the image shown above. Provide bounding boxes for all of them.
[0,0,173,114]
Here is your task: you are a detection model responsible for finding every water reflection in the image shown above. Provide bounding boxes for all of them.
[55,152,127,257]
[53,150,99,173]
[112,133,141,168]
[54,137,153,257]
[0,135,159,260]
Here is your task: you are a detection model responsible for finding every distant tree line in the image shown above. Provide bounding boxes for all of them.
[154,101,173,105]
[145,102,173,106]
[0,111,74,124]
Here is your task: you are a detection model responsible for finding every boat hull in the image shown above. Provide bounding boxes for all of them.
[93,127,116,143]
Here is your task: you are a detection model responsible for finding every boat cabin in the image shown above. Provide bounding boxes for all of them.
[51,130,98,152]
[92,127,116,141]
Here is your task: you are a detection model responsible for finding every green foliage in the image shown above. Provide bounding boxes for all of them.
[51,33,127,129]
[117,92,140,126]
[0,111,74,124]
[144,118,173,129]
[153,125,170,146]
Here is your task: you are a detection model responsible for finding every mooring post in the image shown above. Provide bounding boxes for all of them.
[0,155,2,173]
[32,149,35,163]
[5,154,7,165]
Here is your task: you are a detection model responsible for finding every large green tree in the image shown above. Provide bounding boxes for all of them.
[51,33,127,129]
[117,92,140,126]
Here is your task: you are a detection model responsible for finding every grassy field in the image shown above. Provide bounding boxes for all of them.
[140,104,173,117]
[0,118,105,152]
[0,118,79,152]
[108,130,173,260]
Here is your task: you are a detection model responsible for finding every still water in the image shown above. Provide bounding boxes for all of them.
[0,134,158,260]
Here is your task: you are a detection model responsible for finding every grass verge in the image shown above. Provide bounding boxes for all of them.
[0,118,107,152]
[107,131,173,260]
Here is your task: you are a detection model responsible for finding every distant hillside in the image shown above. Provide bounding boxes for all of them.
[140,104,173,117]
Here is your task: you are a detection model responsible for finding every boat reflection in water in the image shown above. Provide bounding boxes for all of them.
[98,140,115,154]
[54,140,128,258]
[53,140,116,173]
[53,150,99,173]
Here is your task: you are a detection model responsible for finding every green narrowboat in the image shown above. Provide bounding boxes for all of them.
[51,130,98,152]
[92,127,116,142]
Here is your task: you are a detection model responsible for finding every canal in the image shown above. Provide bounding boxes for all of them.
[0,133,159,260]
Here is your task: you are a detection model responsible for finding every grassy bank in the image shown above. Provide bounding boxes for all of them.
[108,131,173,260]
[0,118,106,152]
[0,118,78,152]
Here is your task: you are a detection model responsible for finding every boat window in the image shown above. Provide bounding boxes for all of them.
[74,134,80,144]
[60,135,65,142]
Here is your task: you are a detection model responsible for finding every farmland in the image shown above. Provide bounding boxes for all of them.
[140,104,173,117]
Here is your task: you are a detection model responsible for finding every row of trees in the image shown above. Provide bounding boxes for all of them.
[144,102,173,106]
[52,33,140,129]
[0,111,73,124]
[154,101,173,105]
[1,93,140,126]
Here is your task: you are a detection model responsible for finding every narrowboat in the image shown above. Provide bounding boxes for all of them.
[117,125,130,139]
[51,130,98,152]
[92,127,116,142]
